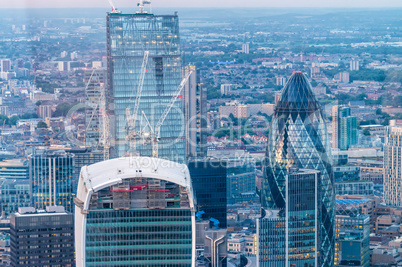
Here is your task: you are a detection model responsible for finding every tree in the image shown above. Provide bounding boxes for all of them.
[363,129,371,136]
[37,121,48,129]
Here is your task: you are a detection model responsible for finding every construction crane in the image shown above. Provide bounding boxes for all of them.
[144,70,192,158]
[126,51,149,152]
[137,0,151,14]
[107,0,121,13]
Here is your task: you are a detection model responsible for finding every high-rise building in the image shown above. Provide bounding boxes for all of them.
[75,157,196,266]
[384,121,402,206]
[85,68,106,149]
[10,206,75,267]
[332,106,357,150]
[188,159,227,228]
[184,66,207,158]
[0,179,30,219]
[69,148,104,190]
[335,199,370,267]
[107,10,185,161]
[350,60,360,71]
[260,72,334,266]
[208,149,256,204]
[258,168,322,266]
[29,150,75,212]
[0,59,11,72]
[242,43,250,54]
[220,84,233,96]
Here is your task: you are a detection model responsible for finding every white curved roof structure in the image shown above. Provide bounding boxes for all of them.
[74,156,196,267]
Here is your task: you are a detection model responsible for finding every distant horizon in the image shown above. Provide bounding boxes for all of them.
[1,0,401,9]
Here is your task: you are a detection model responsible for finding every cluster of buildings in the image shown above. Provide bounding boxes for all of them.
[0,4,400,267]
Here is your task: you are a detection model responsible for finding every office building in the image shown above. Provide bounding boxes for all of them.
[107,10,184,161]
[332,106,357,150]
[260,72,334,266]
[350,60,360,71]
[0,180,30,219]
[75,157,196,266]
[184,66,207,158]
[188,159,227,228]
[84,68,107,149]
[384,121,402,206]
[208,149,256,204]
[258,168,322,266]
[335,181,374,196]
[69,148,104,190]
[333,166,360,182]
[29,150,75,212]
[10,206,75,267]
[335,215,370,267]
[0,160,29,180]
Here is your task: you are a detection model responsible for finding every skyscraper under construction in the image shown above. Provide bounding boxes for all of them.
[106,6,185,161]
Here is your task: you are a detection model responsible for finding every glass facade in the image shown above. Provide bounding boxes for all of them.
[188,159,227,228]
[85,177,193,266]
[0,179,30,219]
[261,72,334,266]
[107,12,185,161]
[258,169,321,267]
[335,215,370,267]
[29,151,75,212]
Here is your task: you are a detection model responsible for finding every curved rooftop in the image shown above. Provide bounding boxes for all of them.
[275,72,320,114]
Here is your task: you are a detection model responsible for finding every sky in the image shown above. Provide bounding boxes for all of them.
[2,0,402,9]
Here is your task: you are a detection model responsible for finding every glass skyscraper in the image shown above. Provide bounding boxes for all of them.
[188,159,227,228]
[29,150,75,213]
[75,157,196,266]
[107,11,185,161]
[259,72,334,266]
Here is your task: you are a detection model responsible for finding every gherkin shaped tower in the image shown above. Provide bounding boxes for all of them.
[260,72,334,266]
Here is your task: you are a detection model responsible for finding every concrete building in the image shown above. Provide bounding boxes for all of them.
[384,121,402,206]
[242,43,249,54]
[350,60,360,71]
[184,66,207,158]
[334,72,350,83]
[10,206,74,267]
[74,157,196,266]
[37,104,53,119]
[219,105,248,119]
[220,84,233,96]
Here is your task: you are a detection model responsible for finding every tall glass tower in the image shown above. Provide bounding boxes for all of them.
[259,72,334,266]
[106,11,185,161]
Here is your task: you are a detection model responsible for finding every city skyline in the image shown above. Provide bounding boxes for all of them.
[1,0,402,9]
